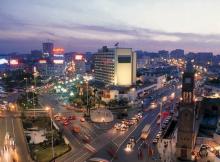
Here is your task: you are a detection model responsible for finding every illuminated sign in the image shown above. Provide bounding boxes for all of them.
[10,59,18,65]
[53,48,64,54]
[39,60,47,64]
[0,59,8,65]
[75,54,83,60]
[53,60,64,64]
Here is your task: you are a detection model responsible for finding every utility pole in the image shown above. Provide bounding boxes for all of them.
[24,78,28,103]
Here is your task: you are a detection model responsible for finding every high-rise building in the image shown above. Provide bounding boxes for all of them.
[170,49,184,59]
[176,61,196,161]
[42,42,54,55]
[158,50,169,58]
[74,54,86,74]
[94,46,136,86]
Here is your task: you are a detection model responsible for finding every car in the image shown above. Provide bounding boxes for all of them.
[157,114,161,119]
[127,120,135,126]
[158,131,162,135]
[164,120,169,123]
[72,125,81,133]
[82,135,90,143]
[153,139,158,144]
[121,124,129,129]
[137,114,143,119]
[114,123,123,130]
[164,142,168,148]
[120,127,127,131]
[125,142,133,151]
[63,118,69,123]
[131,117,138,122]
[156,120,160,125]
[156,134,160,139]
[80,118,85,122]
[55,117,61,121]
[164,120,169,124]
[71,116,76,120]
[165,118,170,121]
[129,137,136,144]
[122,120,129,125]
[63,122,69,126]
[138,112,143,116]
[199,145,208,157]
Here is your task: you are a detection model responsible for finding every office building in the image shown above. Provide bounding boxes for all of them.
[94,46,136,86]
[74,54,86,75]
[42,42,54,55]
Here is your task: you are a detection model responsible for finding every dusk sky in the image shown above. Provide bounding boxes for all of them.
[1,0,220,54]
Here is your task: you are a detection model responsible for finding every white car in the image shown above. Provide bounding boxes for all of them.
[156,134,160,139]
[153,139,158,144]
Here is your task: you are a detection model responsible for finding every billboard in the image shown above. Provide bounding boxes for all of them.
[10,59,19,65]
[53,48,64,54]
[0,59,8,65]
[39,59,47,64]
[75,54,83,60]
[53,59,64,64]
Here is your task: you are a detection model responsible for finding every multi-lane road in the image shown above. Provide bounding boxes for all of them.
[0,111,32,162]
[91,84,180,162]
[41,83,180,162]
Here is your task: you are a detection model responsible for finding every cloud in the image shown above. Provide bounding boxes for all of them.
[1,22,220,54]
[1,0,220,54]
[150,35,181,42]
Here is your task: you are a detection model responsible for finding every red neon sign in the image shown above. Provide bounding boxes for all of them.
[53,48,64,54]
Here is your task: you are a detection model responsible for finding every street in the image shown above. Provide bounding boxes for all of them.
[0,111,32,162]
[39,83,181,162]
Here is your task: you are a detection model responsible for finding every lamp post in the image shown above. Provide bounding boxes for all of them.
[31,86,36,117]
[45,106,54,159]
[24,78,28,103]
[33,66,38,117]
[86,80,89,116]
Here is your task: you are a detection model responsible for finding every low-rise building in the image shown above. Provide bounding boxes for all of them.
[101,83,157,103]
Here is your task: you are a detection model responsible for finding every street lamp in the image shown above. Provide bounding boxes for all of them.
[45,106,55,159]
[86,80,89,116]
[31,86,36,117]
[24,78,28,103]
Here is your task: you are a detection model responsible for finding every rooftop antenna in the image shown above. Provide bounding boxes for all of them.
[114,42,119,48]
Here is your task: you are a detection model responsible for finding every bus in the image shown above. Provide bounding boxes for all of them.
[141,124,151,140]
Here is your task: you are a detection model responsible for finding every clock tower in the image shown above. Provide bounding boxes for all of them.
[176,61,196,161]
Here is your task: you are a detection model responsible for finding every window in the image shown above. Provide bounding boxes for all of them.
[118,55,131,63]
[184,78,191,84]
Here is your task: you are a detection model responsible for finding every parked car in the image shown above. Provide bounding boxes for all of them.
[199,145,208,157]
[153,139,158,144]
[80,117,85,122]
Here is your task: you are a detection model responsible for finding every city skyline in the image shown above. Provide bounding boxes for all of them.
[1,0,220,54]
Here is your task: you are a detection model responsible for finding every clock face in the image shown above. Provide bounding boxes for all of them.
[184,78,191,84]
